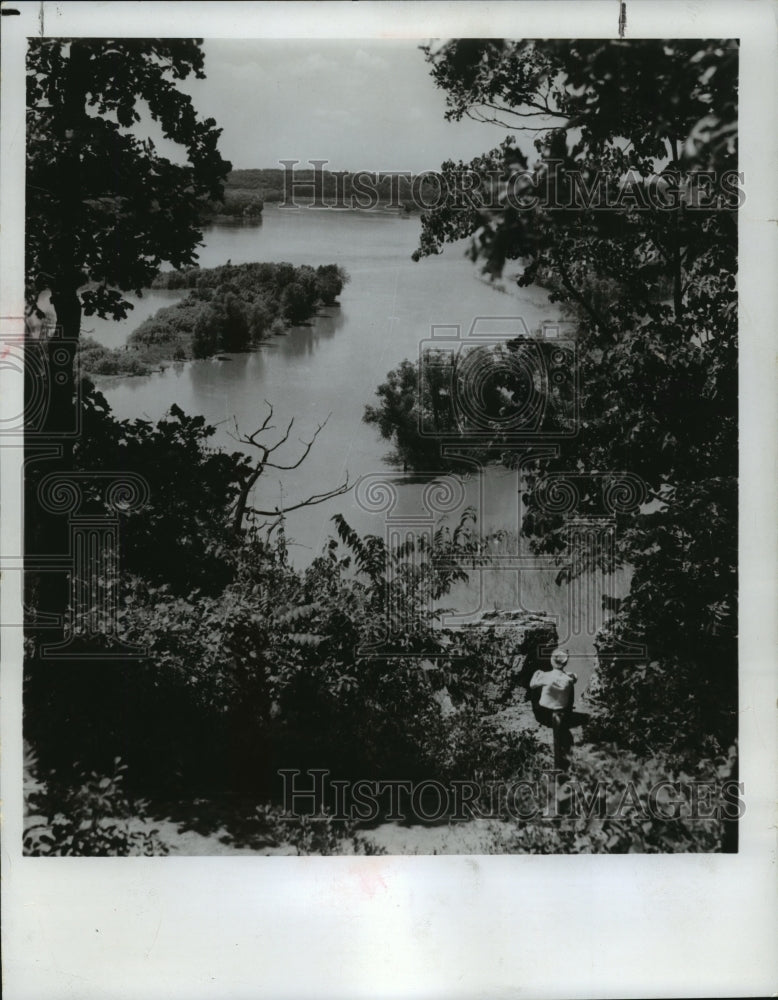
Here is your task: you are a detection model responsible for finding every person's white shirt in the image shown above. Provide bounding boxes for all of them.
[530,667,577,710]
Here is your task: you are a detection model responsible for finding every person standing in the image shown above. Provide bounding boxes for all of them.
[530,648,577,770]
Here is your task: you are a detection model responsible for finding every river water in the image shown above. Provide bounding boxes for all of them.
[92,206,628,685]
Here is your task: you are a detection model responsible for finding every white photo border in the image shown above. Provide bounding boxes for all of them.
[1,2,776,998]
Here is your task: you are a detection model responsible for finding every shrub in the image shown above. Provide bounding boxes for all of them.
[77,336,153,377]
[90,260,347,375]
[192,308,220,357]
[584,605,737,756]
[24,750,169,857]
[315,264,349,305]
[253,805,386,856]
[482,743,736,854]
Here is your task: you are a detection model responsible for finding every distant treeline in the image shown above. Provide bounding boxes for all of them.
[223,168,419,210]
[79,261,349,376]
[199,187,265,221]
[197,168,424,220]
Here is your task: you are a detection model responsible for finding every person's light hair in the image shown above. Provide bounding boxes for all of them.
[550,648,569,668]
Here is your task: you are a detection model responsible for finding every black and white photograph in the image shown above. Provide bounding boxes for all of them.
[2,1,776,997]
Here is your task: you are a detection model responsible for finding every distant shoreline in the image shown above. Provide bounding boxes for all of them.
[252,200,418,215]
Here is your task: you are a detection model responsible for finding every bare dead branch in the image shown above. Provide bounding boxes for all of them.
[265,416,295,456]
[464,97,571,133]
[264,418,328,471]
[229,409,344,535]
[248,475,352,517]
[244,401,276,447]
[227,401,275,447]
[465,108,563,133]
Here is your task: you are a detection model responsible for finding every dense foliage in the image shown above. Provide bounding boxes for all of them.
[200,187,264,221]
[23,39,739,854]
[25,390,535,805]
[24,748,168,857]
[24,382,737,852]
[377,39,739,756]
[26,37,230,397]
[364,338,577,470]
[76,261,349,375]
[484,743,738,854]
[73,387,253,591]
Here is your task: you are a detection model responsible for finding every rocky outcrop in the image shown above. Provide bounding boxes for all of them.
[461,609,559,706]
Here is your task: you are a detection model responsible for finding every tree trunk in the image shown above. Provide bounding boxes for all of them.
[26,286,80,651]
[46,283,81,441]
[47,39,88,436]
[670,138,683,320]
[26,40,89,649]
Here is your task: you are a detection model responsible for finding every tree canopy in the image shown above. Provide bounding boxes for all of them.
[25,37,234,630]
[394,38,739,752]
[26,38,230,334]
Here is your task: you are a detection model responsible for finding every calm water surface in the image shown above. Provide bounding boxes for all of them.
[95,207,627,683]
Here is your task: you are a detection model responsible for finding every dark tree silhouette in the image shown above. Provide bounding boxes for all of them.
[26,37,230,434]
[412,39,738,754]
[24,38,231,645]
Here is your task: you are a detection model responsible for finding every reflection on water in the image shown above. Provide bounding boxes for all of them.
[277,307,345,359]
[86,288,186,349]
[96,206,624,687]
